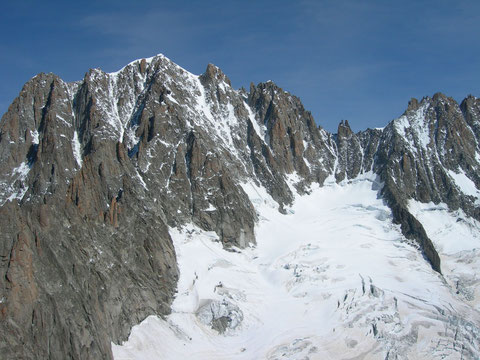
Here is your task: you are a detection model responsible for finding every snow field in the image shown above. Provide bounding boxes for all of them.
[113,175,480,359]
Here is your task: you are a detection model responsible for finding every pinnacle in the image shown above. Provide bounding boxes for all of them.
[201,63,232,86]
[337,119,353,138]
[407,98,419,111]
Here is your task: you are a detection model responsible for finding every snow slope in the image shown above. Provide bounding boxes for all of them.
[113,175,480,359]
[409,200,480,312]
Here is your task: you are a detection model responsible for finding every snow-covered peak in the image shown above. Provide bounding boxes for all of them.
[107,53,168,76]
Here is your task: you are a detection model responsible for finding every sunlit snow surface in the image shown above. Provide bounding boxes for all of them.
[113,175,479,359]
[409,200,480,312]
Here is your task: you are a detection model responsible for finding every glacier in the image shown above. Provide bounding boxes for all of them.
[113,173,480,359]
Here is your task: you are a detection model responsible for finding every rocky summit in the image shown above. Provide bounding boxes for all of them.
[0,54,479,359]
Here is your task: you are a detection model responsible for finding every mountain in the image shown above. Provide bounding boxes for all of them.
[0,54,479,359]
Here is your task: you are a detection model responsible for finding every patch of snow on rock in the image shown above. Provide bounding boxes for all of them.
[448,169,480,200]
[72,131,82,168]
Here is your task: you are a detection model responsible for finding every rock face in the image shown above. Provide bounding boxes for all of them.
[0,71,179,359]
[372,94,480,272]
[1,54,480,359]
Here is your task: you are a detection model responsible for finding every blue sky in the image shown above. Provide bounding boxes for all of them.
[1,0,479,132]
